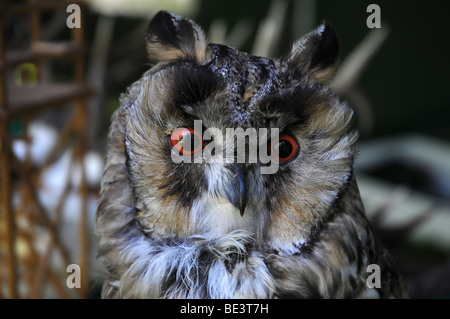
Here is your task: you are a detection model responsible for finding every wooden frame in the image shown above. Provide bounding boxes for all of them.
[0,0,92,298]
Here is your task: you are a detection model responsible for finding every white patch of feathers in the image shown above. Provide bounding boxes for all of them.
[189,193,256,236]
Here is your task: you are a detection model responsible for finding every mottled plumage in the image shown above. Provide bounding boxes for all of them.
[95,11,407,298]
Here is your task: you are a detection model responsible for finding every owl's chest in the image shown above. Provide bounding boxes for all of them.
[134,228,371,299]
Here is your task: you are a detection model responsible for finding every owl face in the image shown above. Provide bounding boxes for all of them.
[123,11,358,255]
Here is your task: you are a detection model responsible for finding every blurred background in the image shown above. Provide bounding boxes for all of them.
[0,0,449,298]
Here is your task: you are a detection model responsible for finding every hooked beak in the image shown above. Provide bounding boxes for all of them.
[237,167,247,216]
[224,164,248,217]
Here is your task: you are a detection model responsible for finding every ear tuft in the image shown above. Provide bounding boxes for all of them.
[146,11,208,64]
[283,22,340,83]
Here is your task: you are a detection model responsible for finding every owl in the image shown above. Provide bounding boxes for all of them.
[95,11,407,298]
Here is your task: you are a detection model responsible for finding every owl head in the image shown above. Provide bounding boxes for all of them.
[121,11,357,255]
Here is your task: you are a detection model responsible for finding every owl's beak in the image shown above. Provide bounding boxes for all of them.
[224,164,248,217]
[237,168,248,217]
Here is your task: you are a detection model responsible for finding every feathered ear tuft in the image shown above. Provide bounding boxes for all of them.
[146,11,208,64]
[283,22,340,83]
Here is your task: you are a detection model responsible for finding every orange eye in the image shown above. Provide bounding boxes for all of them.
[270,134,299,163]
[170,127,204,155]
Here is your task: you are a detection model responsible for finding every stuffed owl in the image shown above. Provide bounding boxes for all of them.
[95,11,407,298]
